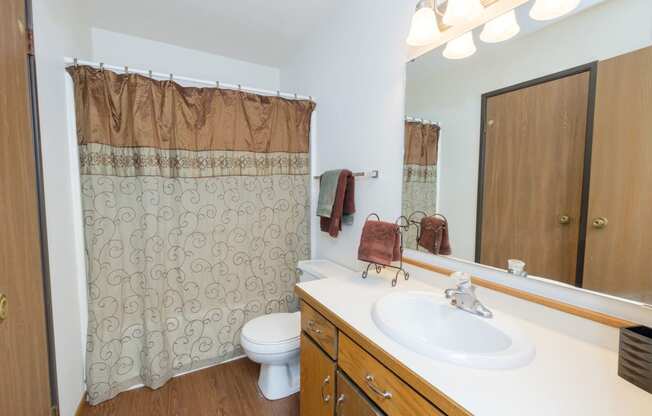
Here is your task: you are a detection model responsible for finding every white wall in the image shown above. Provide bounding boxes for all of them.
[31,1,91,415]
[281,0,414,271]
[91,28,280,90]
[406,0,652,260]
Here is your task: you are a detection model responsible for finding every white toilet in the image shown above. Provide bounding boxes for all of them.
[240,260,327,400]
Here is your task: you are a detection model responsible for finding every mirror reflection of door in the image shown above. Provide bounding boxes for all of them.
[477,70,591,285]
[582,46,652,303]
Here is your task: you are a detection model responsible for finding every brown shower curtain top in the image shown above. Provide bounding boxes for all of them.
[67,65,315,177]
[404,121,440,166]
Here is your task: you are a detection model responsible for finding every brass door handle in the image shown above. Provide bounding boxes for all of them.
[592,217,608,229]
[0,293,7,323]
[559,215,571,225]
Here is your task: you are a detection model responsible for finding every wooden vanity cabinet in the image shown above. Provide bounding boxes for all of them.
[299,300,455,416]
[300,333,336,416]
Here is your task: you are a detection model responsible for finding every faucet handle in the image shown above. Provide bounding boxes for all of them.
[450,271,472,288]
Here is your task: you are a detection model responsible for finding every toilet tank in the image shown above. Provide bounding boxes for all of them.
[297,259,353,282]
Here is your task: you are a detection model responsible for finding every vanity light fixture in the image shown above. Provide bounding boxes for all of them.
[407,0,441,46]
[442,0,485,27]
[529,0,581,21]
[443,32,477,60]
[480,9,520,43]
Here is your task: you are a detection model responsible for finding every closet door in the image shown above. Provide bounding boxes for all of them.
[478,71,590,284]
[582,46,652,302]
[0,0,54,414]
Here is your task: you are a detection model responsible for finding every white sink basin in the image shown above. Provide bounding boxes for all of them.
[372,291,535,369]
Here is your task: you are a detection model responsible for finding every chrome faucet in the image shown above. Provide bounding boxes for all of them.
[444,272,493,318]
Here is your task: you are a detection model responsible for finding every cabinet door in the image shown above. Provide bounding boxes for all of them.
[336,370,384,416]
[300,333,336,416]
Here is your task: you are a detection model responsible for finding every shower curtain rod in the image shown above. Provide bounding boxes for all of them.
[64,57,315,102]
[405,116,440,126]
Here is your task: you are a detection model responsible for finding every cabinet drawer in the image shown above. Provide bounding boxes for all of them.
[301,301,337,359]
[336,370,384,416]
[338,334,444,416]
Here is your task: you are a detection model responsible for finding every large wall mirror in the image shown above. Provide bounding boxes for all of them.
[403,0,652,305]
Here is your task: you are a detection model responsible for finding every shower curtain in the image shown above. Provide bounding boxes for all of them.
[67,66,315,404]
[402,121,440,250]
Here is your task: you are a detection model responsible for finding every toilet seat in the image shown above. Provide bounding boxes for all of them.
[241,312,300,354]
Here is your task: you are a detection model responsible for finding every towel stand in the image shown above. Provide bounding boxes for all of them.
[360,213,411,287]
[313,170,379,180]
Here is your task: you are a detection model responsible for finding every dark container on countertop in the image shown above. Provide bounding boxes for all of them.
[618,325,652,394]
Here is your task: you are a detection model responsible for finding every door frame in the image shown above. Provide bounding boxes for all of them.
[474,62,598,287]
[24,0,60,411]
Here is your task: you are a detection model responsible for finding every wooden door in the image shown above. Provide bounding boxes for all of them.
[300,333,335,416]
[582,46,652,303]
[0,0,53,415]
[479,71,590,284]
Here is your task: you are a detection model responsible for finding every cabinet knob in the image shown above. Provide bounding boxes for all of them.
[0,293,7,322]
[559,215,571,225]
[592,217,608,229]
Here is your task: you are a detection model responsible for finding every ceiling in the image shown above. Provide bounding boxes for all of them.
[84,0,339,68]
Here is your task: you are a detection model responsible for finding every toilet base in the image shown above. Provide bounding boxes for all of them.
[257,358,300,400]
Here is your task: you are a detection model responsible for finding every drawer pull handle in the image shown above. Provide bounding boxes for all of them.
[308,319,322,334]
[335,394,345,414]
[321,375,331,402]
[365,374,392,399]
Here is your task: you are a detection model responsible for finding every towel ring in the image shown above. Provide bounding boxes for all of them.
[365,213,381,222]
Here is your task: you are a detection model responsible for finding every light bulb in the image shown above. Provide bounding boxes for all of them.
[529,0,581,21]
[443,32,477,60]
[480,10,520,43]
[407,1,441,46]
[442,0,485,27]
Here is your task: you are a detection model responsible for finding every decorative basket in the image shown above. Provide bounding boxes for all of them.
[618,326,652,394]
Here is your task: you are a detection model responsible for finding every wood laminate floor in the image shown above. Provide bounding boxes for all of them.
[78,358,299,416]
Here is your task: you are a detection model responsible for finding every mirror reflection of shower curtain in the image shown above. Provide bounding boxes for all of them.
[67,66,315,405]
[402,121,440,250]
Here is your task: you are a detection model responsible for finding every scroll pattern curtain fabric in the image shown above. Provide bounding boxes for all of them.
[68,66,314,404]
[402,121,440,250]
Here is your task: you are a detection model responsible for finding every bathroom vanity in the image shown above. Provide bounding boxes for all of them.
[295,261,652,415]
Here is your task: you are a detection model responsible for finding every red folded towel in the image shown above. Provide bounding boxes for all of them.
[320,170,355,238]
[357,220,401,266]
[418,216,451,255]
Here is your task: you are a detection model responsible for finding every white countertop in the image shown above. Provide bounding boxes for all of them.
[297,261,652,416]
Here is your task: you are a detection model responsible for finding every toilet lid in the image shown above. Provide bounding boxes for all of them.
[241,312,300,345]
